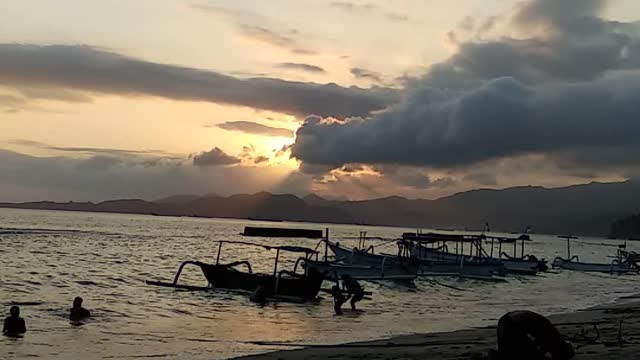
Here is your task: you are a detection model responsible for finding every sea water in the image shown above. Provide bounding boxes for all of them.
[1,208,639,359]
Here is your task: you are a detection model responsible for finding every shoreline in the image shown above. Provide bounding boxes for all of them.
[234,297,640,359]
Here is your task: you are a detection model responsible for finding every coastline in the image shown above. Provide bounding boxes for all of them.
[234,297,640,360]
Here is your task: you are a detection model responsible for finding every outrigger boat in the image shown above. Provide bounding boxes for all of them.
[402,230,547,275]
[401,237,506,280]
[304,238,419,281]
[324,234,504,281]
[552,236,637,274]
[146,240,325,302]
[296,230,418,281]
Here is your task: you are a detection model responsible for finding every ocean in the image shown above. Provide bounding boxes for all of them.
[1,208,639,359]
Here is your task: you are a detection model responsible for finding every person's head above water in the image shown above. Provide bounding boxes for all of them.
[9,306,19,317]
[73,297,83,308]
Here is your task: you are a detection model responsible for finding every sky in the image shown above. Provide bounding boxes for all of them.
[1,0,640,202]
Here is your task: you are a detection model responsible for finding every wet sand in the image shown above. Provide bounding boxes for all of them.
[236,297,640,359]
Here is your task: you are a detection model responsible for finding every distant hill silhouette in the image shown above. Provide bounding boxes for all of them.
[609,214,640,240]
[2,180,640,236]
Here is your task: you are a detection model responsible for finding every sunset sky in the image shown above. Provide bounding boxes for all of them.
[1,0,640,201]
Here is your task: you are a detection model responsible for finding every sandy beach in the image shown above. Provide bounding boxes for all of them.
[237,296,640,360]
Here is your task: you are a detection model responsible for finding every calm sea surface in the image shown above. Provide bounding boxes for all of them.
[2,208,640,359]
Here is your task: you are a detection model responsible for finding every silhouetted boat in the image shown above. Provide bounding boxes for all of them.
[146,240,325,302]
[552,236,637,274]
[305,240,418,281]
[402,231,546,275]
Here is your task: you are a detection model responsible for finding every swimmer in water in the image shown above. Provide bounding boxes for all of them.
[3,306,26,336]
[69,297,91,321]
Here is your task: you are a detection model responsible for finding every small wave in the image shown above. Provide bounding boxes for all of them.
[170,308,193,315]
[74,280,110,287]
[6,301,45,306]
[0,226,156,239]
[104,354,176,359]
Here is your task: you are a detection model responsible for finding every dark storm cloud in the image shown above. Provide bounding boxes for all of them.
[291,74,640,169]
[513,0,606,32]
[441,0,640,85]
[290,0,640,176]
[217,121,293,138]
[350,67,383,82]
[0,44,396,118]
[275,62,326,73]
[192,147,240,167]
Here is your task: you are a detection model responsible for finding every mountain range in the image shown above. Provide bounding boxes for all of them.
[2,181,640,237]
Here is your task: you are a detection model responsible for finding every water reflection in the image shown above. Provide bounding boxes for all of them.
[1,208,638,359]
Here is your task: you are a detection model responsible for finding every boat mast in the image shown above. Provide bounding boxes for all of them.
[324,228,329,262]
[273,248,280,276]
[216,241,222,265]
[559,235,577,259]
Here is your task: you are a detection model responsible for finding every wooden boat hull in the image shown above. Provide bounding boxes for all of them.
[416,258,505,280]
[329,242,501,280]
[327,242,419,280]
[304,259,418,281]
[552,258,636,274]
[199,263,324,301]
[411,243,542,275]
[329,243,406,266]
[500,258,544,275]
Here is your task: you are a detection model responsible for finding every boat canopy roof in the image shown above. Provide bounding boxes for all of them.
[242,226,324,239]
[403,232,531,243]
[217,240,318,254]
[402,232,483,243]
[485,235,532,243]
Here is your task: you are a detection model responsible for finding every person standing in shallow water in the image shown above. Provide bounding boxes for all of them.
[341,274,364,311]
[3,306,26,336]
[331,284,348,315]
[69,297,91,321]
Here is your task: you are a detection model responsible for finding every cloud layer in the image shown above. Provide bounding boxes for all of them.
[276,62,326,73]
[0,149,290,202]
[216,121,294,137]
[0,44,396,118]
[192,147,240,166]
